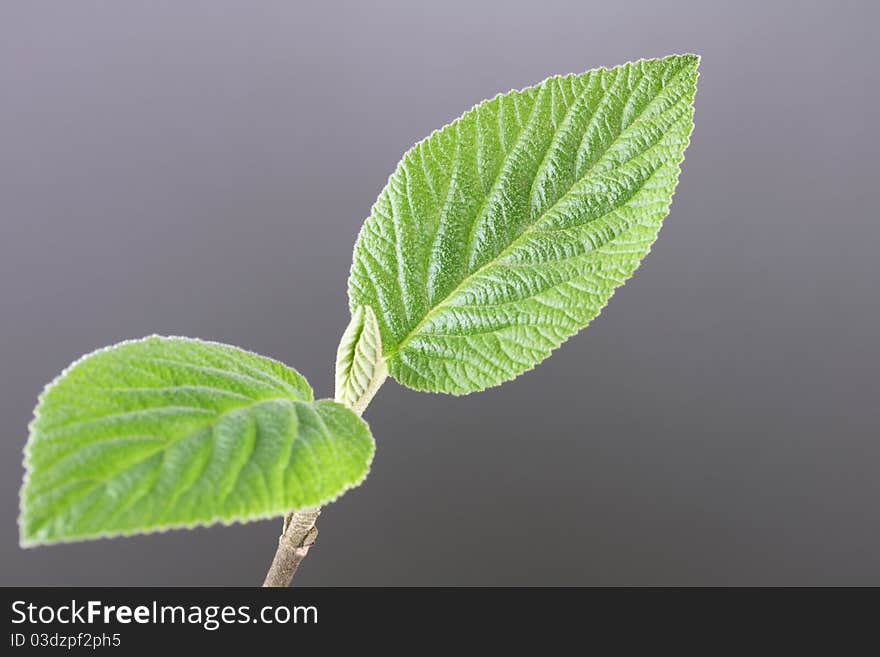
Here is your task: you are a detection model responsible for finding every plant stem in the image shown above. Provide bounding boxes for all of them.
[262,507,321,587]
[261,401,378,588]
[262,322,387,587]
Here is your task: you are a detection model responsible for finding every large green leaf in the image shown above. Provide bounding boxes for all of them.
[20,336,374,546]
[349,54,698,394]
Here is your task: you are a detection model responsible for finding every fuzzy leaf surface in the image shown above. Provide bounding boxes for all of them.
[335,305,387,414]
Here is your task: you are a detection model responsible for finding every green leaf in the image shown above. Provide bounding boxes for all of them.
[349,54,698,394]
[20,336,375,546]
[335,305,387,414]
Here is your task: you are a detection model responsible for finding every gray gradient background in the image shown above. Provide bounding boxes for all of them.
[1,0,878,586]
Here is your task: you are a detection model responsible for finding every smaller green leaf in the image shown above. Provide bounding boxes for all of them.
[20,336,375,546]
[335,305,387,414]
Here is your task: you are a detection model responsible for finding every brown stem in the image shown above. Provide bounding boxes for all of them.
[263,318,387,586]
[262,507,321,587]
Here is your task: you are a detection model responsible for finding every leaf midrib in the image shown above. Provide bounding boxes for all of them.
[28,396,297,505]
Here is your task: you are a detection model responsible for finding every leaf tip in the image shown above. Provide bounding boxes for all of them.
[17,503,46,550]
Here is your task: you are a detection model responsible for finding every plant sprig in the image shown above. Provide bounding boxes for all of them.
[19,55,699,585]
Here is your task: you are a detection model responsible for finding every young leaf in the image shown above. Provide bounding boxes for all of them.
[20,336,374,546]
[335,305,387,415]
[349,54,698,394]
